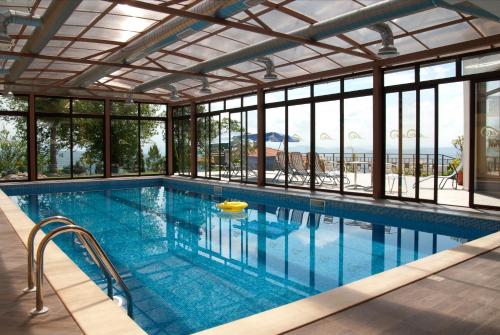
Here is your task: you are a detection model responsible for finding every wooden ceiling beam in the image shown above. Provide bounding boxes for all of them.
[175,34,500,104]
[105,0,378,60]
[0,50,255,84]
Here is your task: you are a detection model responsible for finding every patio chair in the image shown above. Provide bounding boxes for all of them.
[314,154,350,186]
[314,154,336,185]
[439,163,460,189]
[289,152,309,184]
[412,163,460,190]
[272,151,287,182]
[222,149,242,178]
[245,157,258,177]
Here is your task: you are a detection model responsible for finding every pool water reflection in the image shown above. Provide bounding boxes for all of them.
[10,186,487,335]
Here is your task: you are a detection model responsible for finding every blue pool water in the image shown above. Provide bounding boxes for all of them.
[7,182,498,335]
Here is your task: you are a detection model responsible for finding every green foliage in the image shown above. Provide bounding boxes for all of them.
[0,126,27,175]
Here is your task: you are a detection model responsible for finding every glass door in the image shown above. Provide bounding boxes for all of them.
[473,80,500,208]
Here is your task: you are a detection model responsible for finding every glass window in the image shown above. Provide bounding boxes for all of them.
[174,118,190,175]
[226,97,241,109]
[288,104,310,187]
[246,109,258,183]
[384,68,415,86]
[37,117,71,178]
[197,116,209,177]
[0,115,27,180]
[0,95,28,112]
[420,61,456,81]
[314,80,340,96]
[344,75,373,92]
[197,104,209,114]
[419,88,435,201]
[344,96,373,194]
[111,101,138,116]
[265,106,285,185]
[141,103,166,117]
[209,114,219,178]
[141,120,166,174]
[229,112,243,181]
[315,100,340,191]
[210,100,224,112]
[265,90,285,104]
[111,119,139,175]
[474,80,500,208]
[243,94,257,106]
[36,97,70,113]
[288,85,310,100]
[72,118,104,177]
[72,99,104,115]
[462,51,500,76]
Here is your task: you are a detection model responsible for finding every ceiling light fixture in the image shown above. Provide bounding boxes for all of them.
[256,57,277,80]
[125,91,134,105]
[200,79,211,94]
[369,23,399,58]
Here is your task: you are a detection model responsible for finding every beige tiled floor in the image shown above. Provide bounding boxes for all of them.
[287,248,500,335]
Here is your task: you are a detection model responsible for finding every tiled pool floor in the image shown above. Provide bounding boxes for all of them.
[0,210,82,335]
[287,247,500,335]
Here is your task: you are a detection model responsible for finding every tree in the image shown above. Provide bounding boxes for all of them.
[145,143,164,173]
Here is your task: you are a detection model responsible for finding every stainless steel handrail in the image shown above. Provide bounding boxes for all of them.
[30,225,133,317]
[25,216,113,298]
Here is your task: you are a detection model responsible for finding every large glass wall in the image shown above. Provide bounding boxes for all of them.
[263,75,373,194]
[0,96,28,181]
[111,102,166,176]
[195,94,258,182]
[382,57,495,207]
[36,97,104,179]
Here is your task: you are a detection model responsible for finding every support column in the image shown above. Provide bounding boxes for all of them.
[104,98,111,178]
[28,94,36,181]
[190,102,197,178]
[372,66,384,199]
[257,87,265,186]
[167,105,174,175]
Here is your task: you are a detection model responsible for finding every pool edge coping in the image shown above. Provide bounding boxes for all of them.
[0,190,146,335]
[194,231,500,335]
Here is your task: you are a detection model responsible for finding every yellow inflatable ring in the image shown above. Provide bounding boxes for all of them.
[216,200,248,213]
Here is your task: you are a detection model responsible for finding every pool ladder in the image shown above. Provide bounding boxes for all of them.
[24,216,133,317]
